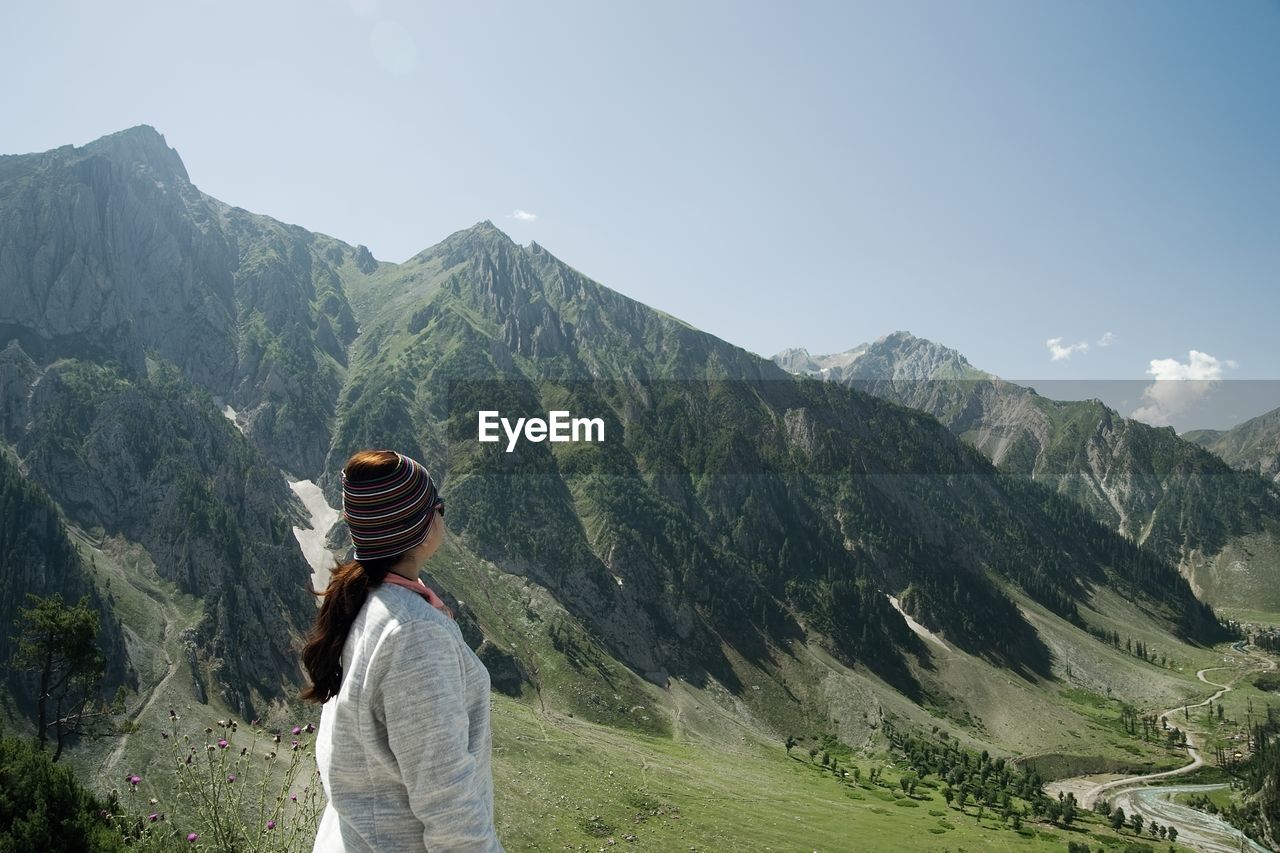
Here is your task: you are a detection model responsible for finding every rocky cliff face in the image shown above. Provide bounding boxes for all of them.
[0,125,364,478]
[0,127,233,383]
[11,356,315,716]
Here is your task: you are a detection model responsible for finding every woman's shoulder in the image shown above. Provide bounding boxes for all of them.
[368,582,458,637]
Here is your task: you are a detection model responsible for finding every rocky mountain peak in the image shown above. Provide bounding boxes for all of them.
[406,219,519,267]
[770,347,818,374]
[81,125,189,182]
[858,331,979,380]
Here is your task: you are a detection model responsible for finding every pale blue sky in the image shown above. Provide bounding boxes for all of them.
[2,0,1278,426]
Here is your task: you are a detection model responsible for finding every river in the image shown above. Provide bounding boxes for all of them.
[1108,782,1269,853]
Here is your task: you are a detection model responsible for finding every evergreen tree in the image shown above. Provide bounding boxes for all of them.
[11,594,110,761]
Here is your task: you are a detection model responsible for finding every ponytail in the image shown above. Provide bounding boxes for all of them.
[300,554,400,703]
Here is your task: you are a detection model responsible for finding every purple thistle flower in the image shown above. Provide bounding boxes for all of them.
[128,775,142,787]
[148,813,160,822]
[291,725,301,735]
[305,722,316,733]
[290,793,297,802]
[217,738,228,749]
[291,740,301,750]
[227,774,236,783]
[266,819,276,830]
[187,832,199,842]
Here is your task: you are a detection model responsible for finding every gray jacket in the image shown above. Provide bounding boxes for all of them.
[313,582,503,852]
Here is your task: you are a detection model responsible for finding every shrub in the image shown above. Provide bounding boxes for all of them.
[0,732,125,852]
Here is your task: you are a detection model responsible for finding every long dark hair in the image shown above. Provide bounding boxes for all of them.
[300,450,403,704]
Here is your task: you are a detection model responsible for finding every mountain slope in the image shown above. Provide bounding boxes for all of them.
[321,223,1231,720]
[12,356,315,715]
[1186,405,1280,484]
[774,332,1280,611]
[0,447,128,714]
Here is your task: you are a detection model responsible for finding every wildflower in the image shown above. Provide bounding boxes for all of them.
[273,733,281,744]
[227,774,236,783]
[305,722,316,733]
[217,719,227,727]
[217,739,228,749]
[205,727,213,734]
[149,798,158,806]
[128,775,142,787]
[266,819,276,830]
[291,740,301,751]
[187,832,199,842]
[290,793,298,802]
[292,725,302,735]
[148,813,160,822]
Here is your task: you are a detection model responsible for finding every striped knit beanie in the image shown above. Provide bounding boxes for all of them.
[341,451,441,561]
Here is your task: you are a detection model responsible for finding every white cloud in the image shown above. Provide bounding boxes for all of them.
[1047,337,1089,361]
[510,209,537,222]
[1131,350,1234,426]
[1097,331,1115,347]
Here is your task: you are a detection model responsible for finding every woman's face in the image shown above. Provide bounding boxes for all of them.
[422,505,445,559]
[394,503,445,575]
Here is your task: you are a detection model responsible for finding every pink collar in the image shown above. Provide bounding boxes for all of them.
[382,573,454,619]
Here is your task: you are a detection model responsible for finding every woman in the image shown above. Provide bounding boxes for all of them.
[303,449,503,852]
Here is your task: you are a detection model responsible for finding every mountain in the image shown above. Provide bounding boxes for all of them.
[0,129,1249,837]
[1186,405,1280,485]
[0,125,363,478]
[0,126,366,716]
[774,332,1280,612]
[321,223,1242,698]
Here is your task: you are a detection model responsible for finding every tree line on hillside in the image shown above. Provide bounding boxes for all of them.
[1202,703,1280,845]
